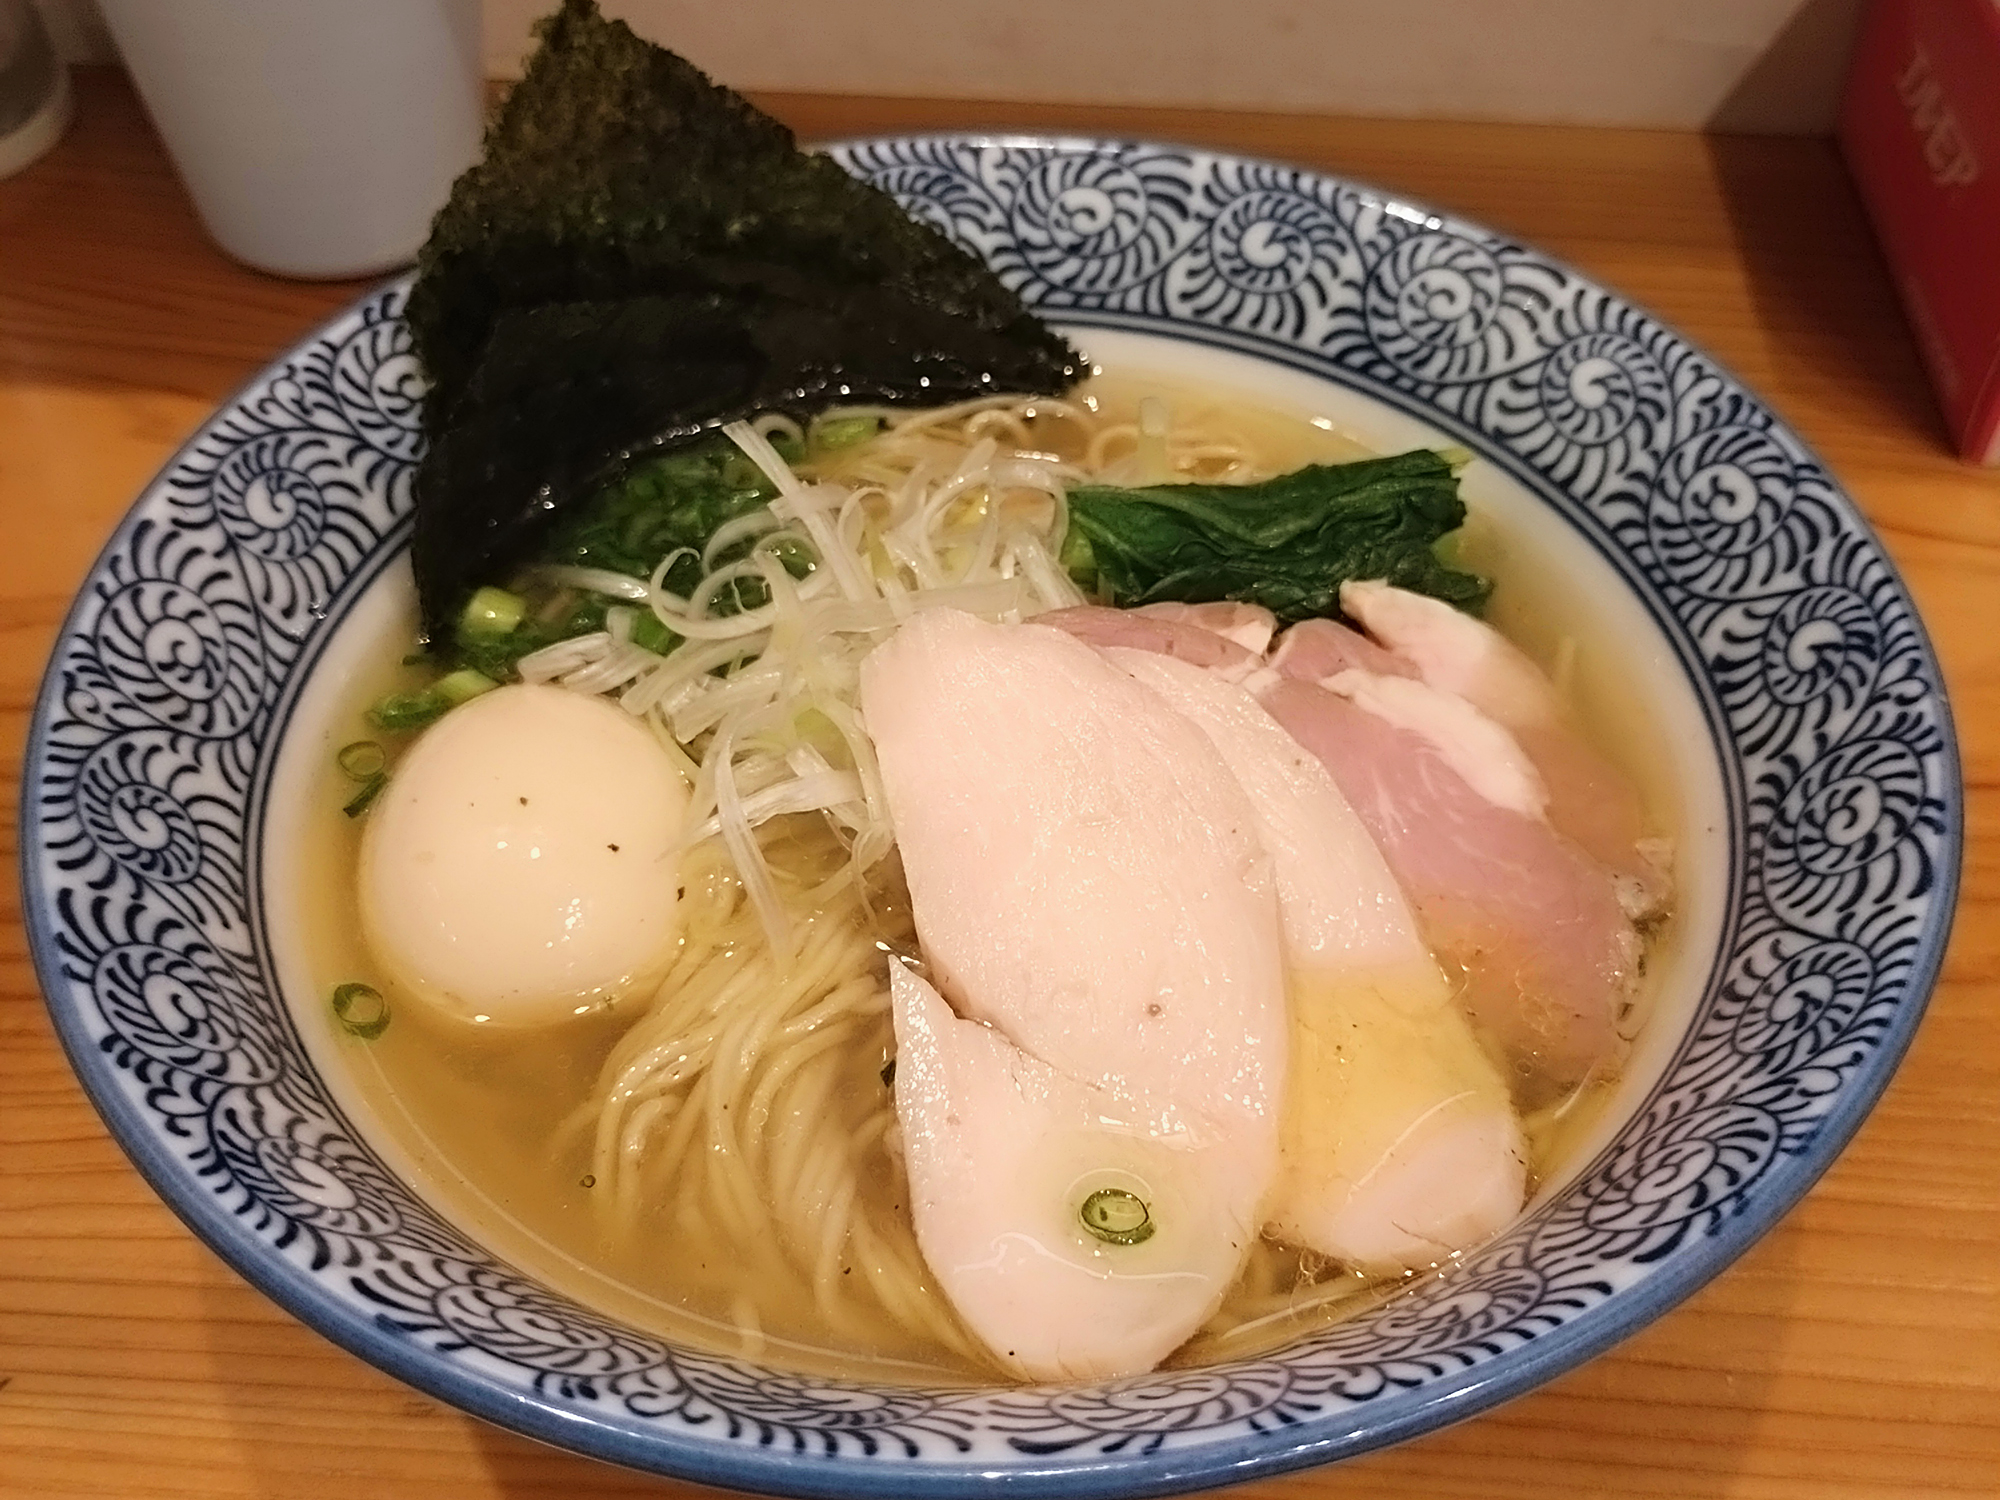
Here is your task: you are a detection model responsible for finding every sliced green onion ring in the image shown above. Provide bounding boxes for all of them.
[342,774,388,818]
[1079,1186,1155,1246]
[336,740,387,780]
[460,585,526,638]
[629,609,677,655]
[434,667,499,706]
[331,982,390,1040]
[368,689,450,733]
[811,414,883,451]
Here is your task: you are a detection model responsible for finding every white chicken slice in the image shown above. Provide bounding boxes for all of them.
[1339,579,1560,724]
[1275,968,1526,1268]
[1090,646,1526,1271]
[890,965,1258,1381]
[1091,646,1421,970]
[859,607,1286,1378]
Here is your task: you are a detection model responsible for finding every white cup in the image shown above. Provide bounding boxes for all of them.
[99,0,483,279]
[0,0,72,180]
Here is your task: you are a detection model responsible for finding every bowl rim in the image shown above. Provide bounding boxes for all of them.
[22,132,1964,1496]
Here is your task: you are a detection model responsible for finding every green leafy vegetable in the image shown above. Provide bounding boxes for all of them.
[546,433,778,588]
[810,415,883,452]
[629,610,676,655]
[406,0,1081,642]
[419,430,828,684]
[443,591,611,685]
[1060,450,1489,624]
[435,668,500,706]
[368,691,451,734]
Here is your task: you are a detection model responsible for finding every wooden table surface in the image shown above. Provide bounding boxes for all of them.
[2,69,1995,1500]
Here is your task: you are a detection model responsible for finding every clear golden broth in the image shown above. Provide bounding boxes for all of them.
[292,370,1681,1384]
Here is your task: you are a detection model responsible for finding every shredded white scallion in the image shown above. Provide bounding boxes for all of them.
[523,402,1085,956]
[535,564,655,603]
[678,769,867,851]
[517,632,612,685]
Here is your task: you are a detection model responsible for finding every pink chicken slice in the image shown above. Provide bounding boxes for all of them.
[1034,604,1264,679]
[1061,598,1640,1093]
[1132,600,1279,657]
[1268,616,1415,683]
[1080,604,1640,1096]
[1253,671,1636,1097]
[860,608,1287,1379]
[1066,636,1406,969]
[1338,581,1664,905]
[1275,616,1550,821]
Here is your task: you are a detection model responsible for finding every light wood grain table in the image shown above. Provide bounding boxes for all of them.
[3,70,1995,1500]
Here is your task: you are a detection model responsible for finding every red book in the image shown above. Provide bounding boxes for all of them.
[1840,0,2000,464]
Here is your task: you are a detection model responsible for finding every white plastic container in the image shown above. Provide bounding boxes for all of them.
[98,0,483,279]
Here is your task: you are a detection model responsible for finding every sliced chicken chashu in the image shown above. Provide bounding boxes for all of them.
[1091,645,1525,1271]
[1035,603,1263,680]
[1338,580,1667,907]
[1089,645,1416,969]
[890,965,1260,1380]
[1132,599,1279,657]
[1254,672,1635,1096]
[858,607,1287,1379]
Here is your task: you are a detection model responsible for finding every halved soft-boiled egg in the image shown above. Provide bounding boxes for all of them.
[359,684,688,1025]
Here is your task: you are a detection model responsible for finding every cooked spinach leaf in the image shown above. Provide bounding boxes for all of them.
[1059,451,1489,624]
[546,431,780,590]
[406,0,1081,642]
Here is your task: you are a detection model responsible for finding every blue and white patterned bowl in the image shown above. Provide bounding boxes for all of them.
[23,138,1962,1494]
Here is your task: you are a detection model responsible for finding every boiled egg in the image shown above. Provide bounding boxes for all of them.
[359,684,688,1025]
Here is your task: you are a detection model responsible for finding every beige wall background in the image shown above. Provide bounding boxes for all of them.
[482,0,1869,132]
[42,0,1870,134]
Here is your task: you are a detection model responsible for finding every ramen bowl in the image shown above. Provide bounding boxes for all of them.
[22,137,1961,1495]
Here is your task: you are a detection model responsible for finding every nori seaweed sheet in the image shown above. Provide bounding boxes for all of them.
[405,0,1082,641]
